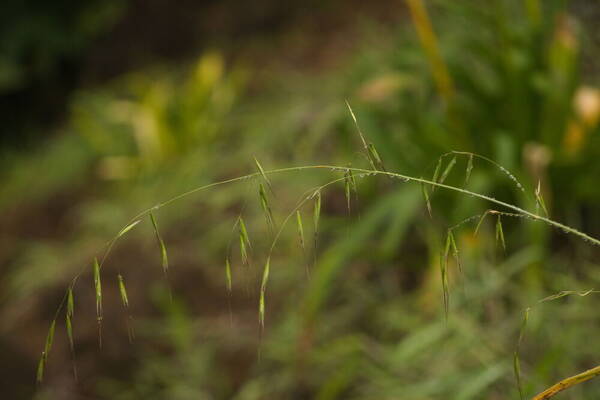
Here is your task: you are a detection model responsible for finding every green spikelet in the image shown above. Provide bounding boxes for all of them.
[347,165,357,193]
[514,308,530,400]
[296,210,305,251]
[254,156,273,193]
[44,320,56,360]
[431,158,442,192]
[66,314,74,352]
[465,154,473,184]
[117,219,141,238]
[67,287,74,318]
[259,183,275,232]
[439,254,449,320]
[259,257,271,329]
[150,212,169,274]
[93,258,102,321]
[238,217,251,265]
[225,257,232,292]
[496,215,506,251]
[313,190,321,244]
[448,230,461,273]
[475,211,489,235]
[439,156,457,185]
[36,353,45,383]
[344,170,352,213]
[513,351,523,400]
[367,143,386,171]
[535,180,549,217]
[117,274,129,308]
[421,180,432,218]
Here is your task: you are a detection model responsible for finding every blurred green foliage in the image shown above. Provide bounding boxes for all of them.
[2,0,600,399]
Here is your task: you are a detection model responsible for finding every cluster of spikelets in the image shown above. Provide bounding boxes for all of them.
[35,104,600,399]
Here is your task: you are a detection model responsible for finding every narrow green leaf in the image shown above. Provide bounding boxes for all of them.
[93,258,102,320]
[465,154,473,184]
[150,212,168,273]
[118,274,129,308]
[117,219,141,238]
[259,257,271,328]
[254,156,273,193]
[496,215,506,251]
[225,257,232,292]
[439,156,457,185]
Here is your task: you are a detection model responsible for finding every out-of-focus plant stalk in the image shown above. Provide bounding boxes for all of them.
[404,0,454,104]
[532,365,600,399]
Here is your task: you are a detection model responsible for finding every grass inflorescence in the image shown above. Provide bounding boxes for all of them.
[35,137,600,397]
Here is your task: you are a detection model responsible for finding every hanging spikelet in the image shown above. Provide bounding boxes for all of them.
[259,257,271,329]
[36,319,57,383]
[93,258,103,347]
[465,154,474,184]
[296,210,310,278]
[514,308,530,400]
[66,313,74,352]
[93,258,102,322]
[36,353,45,383]
[254,156,273,193]
[448,230,461,273]
[474,211,489,235]
[439,254,449,320]
[535,180,549,217]
[67,286,74,318]
[421,180,432,218]
[117,274,129,308]
[44,320,56,360]
[313,190,322,252]
[496,215,506,251]
[439,156,457,185]
[225,257,232,293]
[367,143,386,171]
[150,212,169,274]
[238,217,251,265]
[117,273,135,343]
[296,210,306,252]
[259,183,275,232]
[344,170,352,214]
